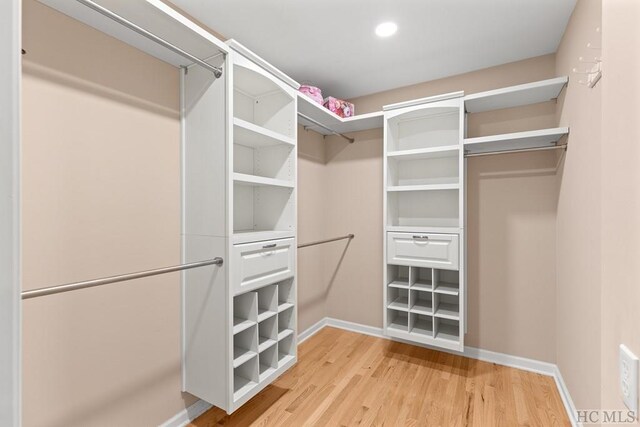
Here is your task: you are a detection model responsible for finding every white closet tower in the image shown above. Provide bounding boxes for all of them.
[383,93,466,352]
[182,41,298,413]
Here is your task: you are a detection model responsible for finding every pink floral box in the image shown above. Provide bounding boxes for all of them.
[299,85,323,105]
[323,97,355,118]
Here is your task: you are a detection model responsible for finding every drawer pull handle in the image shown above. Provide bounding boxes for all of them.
[412,235,429,240]
[262,244,277,249]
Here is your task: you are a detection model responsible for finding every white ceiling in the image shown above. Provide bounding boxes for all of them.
[170,0,576,99]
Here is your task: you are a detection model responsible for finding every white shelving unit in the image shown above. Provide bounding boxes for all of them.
[383,93,466,352]
[464,127,569,155]
[183,39,298,414]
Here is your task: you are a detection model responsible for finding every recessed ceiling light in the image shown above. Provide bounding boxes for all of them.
[375,22,397,38]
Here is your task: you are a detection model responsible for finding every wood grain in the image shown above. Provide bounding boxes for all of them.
[190,327,570,426]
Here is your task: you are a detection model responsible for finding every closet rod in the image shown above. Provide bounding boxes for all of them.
[298,113,355,144]
[298,234,355,249]
[464,144,566,158]
[75,0,223,78]
[21,258,224,300]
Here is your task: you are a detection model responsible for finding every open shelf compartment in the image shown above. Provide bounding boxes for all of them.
[387,190,459,229]
[259,343,279,381]
[434,270,460,295]
[435,318,460,343]
[233,184,295,236]
[387,287,409,312]
[258,315,278,353]
[233,326,258,369]
[257,284,278,322]
[277,304,295,341]
[434,293,460,320]
[233,291,257,335]
[387,150,459,188]
[387,310,408,333]
[278,334,295,367]
[387,106,461,152]
[410,313,434,338]
[464,127,569,155]
[387,265,410,289]
[234,355,258,401]
[277,278,295,312]
[234,64,295,140]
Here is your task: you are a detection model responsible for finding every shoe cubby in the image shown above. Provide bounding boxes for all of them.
[387,189,459,229]
[387,151,459,188]
[233,291,257,335]
[433,269,460,295]
[277,278,295,312]
[387,287,409,311]
[233,326,258,369]
[277,304,295,341]
[386,106,461,152]
[233,184,295,235]
[258,343,279,381]
[278,334,295,367]
[410,290,433,315]
[410,267,433,291]
[410,313,434,337]
[387,265,410,289]
[233,355,259,401]
[387,309,409,332]
[433,293,460,320]
[257,284,278,322]
[435,318,460,343]
[233,64,295,140]
[258,315,278,353]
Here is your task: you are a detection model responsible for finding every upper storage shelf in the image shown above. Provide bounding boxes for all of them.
[39,0,228,69]
[464,127,569,155]
[297,93,384,136]
[464,77,568,113]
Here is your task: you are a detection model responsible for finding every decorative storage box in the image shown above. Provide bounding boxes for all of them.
[299,85,323,105]
[323,97,355,118]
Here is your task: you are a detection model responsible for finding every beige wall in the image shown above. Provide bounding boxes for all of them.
[297,55,561,363]
[22,1,194,425]
[554,0,603,413]
[601,0,640,416]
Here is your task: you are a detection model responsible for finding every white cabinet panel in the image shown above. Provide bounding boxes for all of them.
[387,232,459,270]
[232,238,295,294]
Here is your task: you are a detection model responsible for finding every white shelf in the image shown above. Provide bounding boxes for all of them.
[386,225,462,234]
[388,280,409,289]
[434,282,459,296]
[233,347,257,369]
[410,299,433,316]
[387,146,460,160]
[387,183,459,192]
[298,92,384,136]
[278,302,294,313]
[233,375,257,401]
[233,318,255,335]
[388,296,409,312]
[257,308,277,323]
[412,280,433,292]
[233,173,295,189]
[234,118,295,148]
[464,127,569,155]
[277,329,294,341]
[464,77,568,113]
[434,303,460,320]
[39,0,228,70]
[232,230,295,245]
[258,337,277,353]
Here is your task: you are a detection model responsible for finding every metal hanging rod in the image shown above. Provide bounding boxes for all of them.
[75,0,223,78]
[298,113,355,144]
[21,258,223,300]
[298,234,355,249]
[464,144,567,158]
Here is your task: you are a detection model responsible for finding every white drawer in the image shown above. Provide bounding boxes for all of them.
[232,238,295,294]
[387,232,459,270]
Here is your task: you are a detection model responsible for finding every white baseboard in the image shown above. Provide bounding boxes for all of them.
[300,316,579,427]
[159,399,212,427]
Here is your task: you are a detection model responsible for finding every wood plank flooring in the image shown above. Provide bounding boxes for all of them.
[190,327,570,426]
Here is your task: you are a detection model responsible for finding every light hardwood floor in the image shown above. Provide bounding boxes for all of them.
[190,327,570,426]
